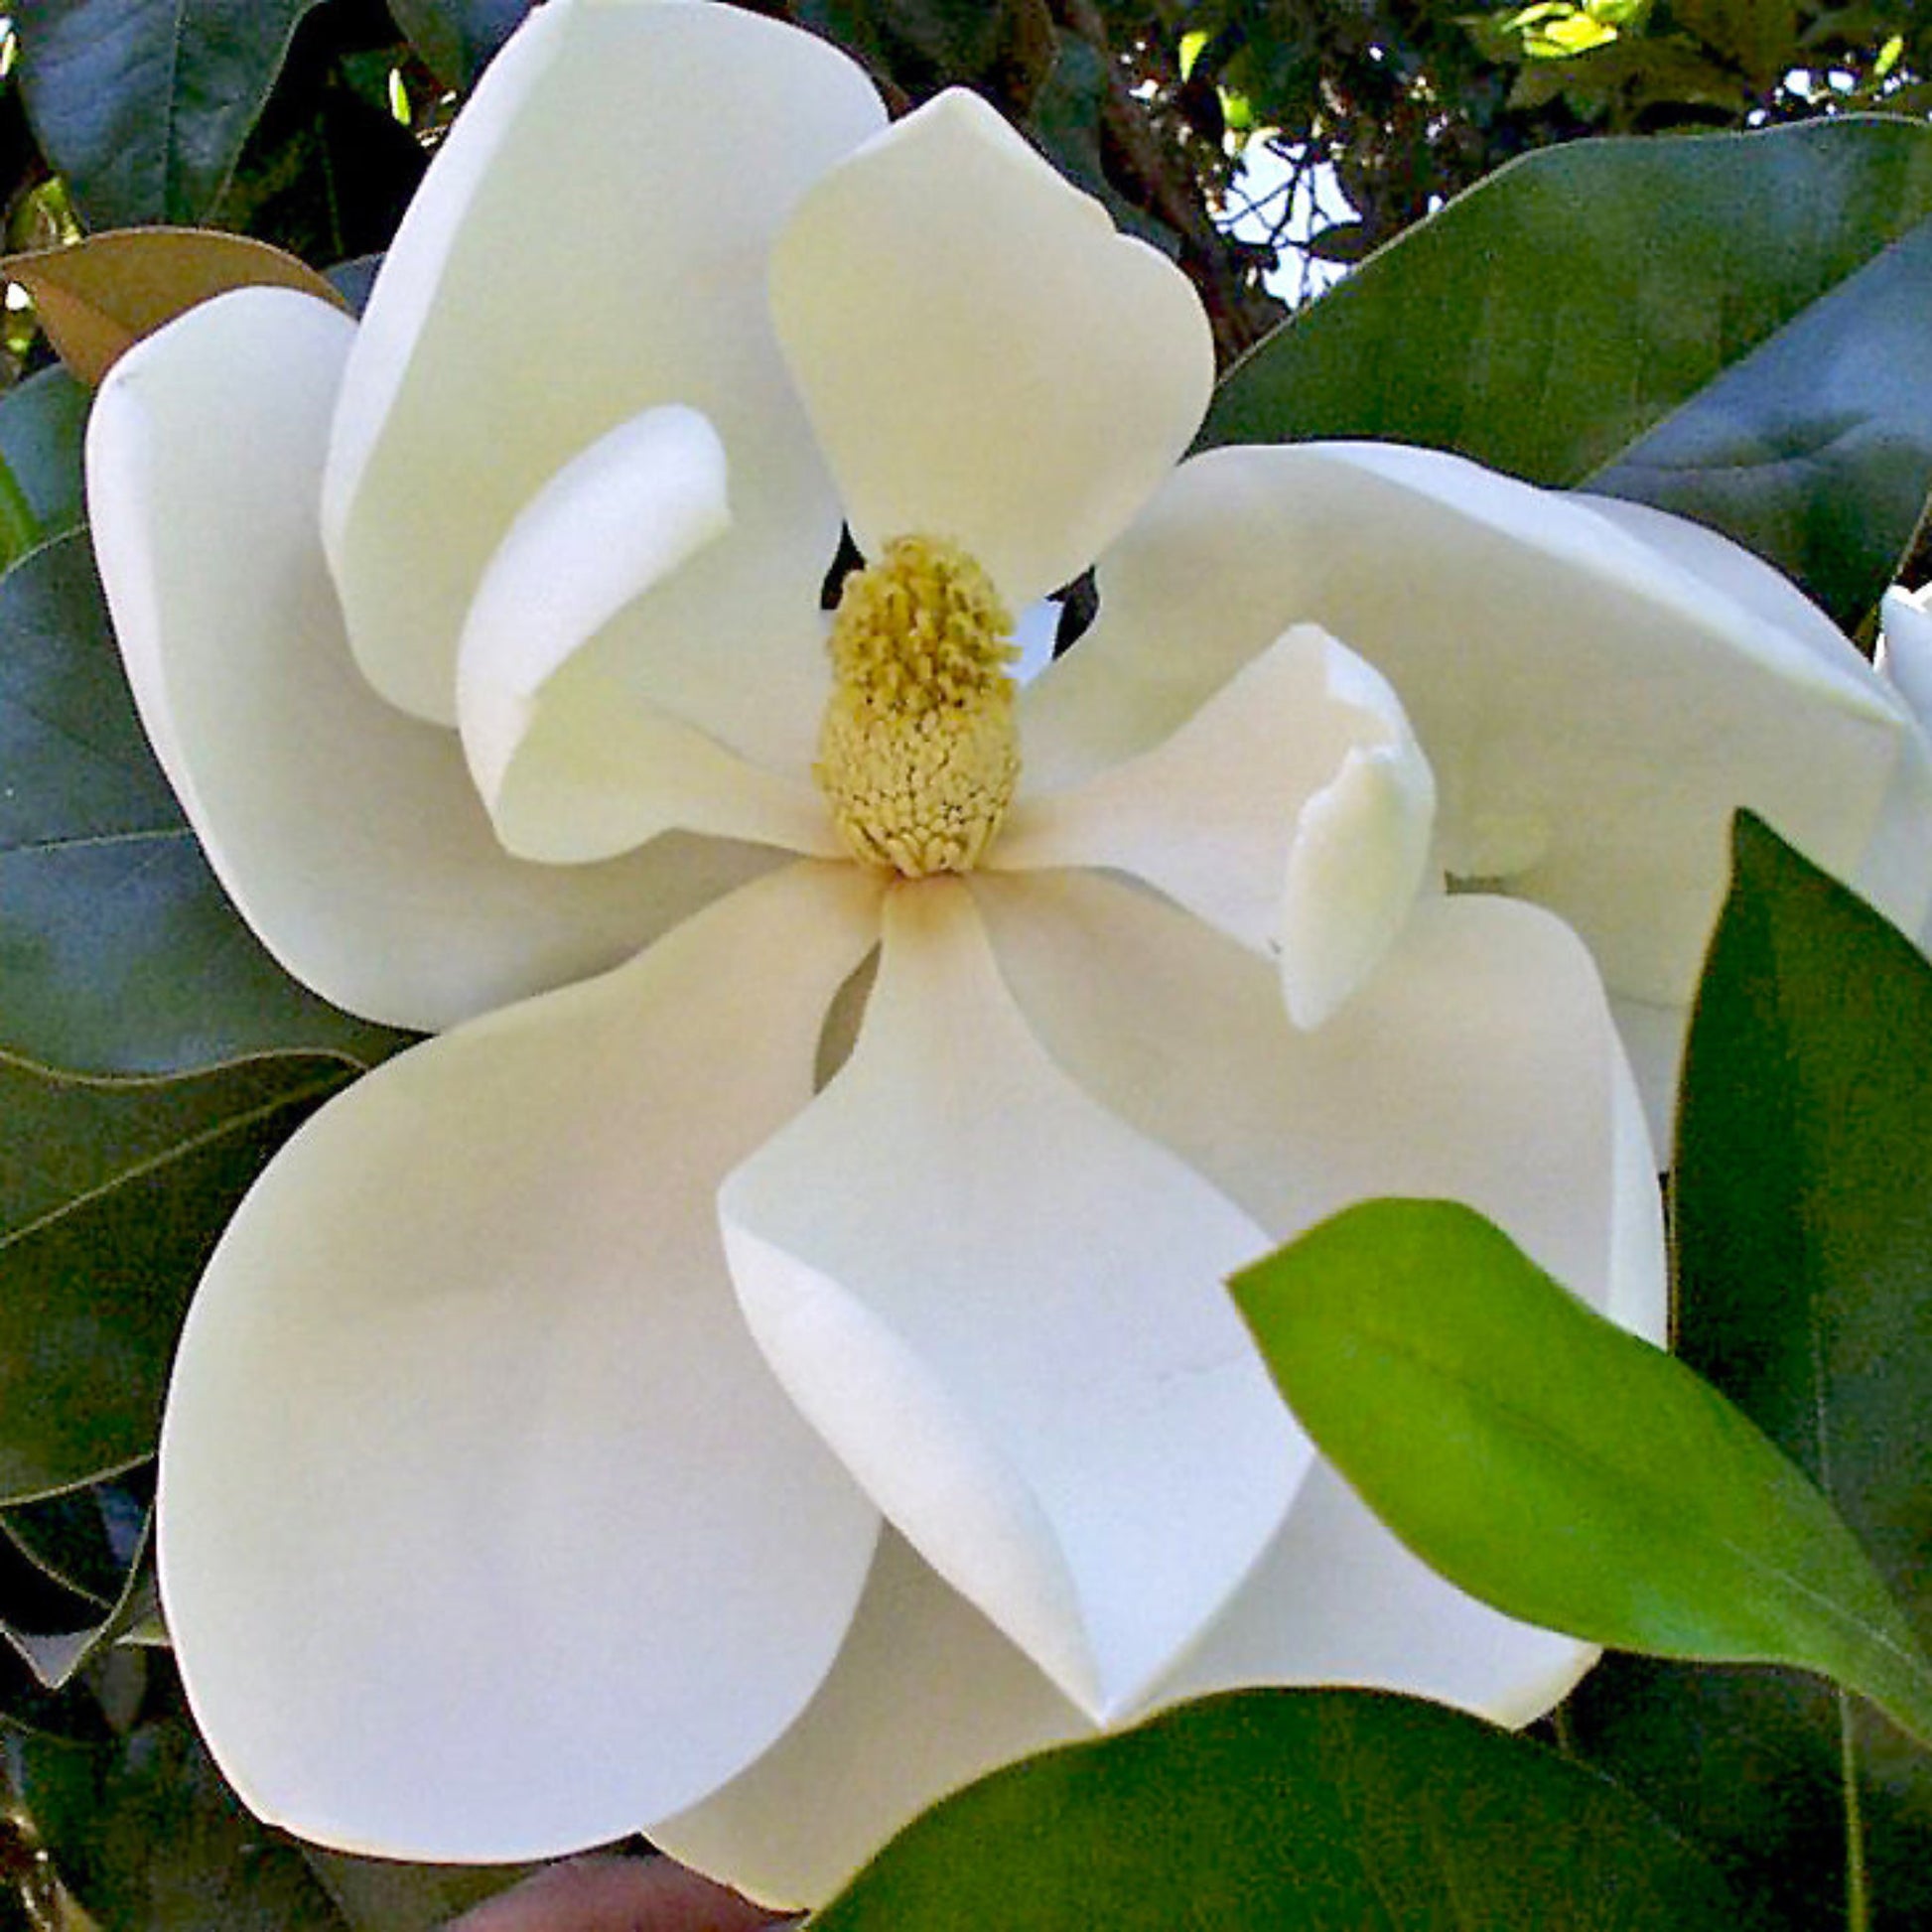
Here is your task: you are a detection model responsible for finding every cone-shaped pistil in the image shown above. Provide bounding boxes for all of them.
[816,535,1020,876]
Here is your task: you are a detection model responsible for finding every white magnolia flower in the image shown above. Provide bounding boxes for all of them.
[83,0,1932,1908]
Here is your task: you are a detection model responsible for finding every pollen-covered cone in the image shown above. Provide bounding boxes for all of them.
[77,0,1932,1913]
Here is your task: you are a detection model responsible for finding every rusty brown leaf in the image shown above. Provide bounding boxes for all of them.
[2,228,350,386]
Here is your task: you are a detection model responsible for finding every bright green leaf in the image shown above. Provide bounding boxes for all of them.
[1201,115,1932,629]
[0,1049,352,1502]
[813,1689,1740,1929]
[13,0,327,226]
[0,529,407,1074]
[1231,1198,1932,1748]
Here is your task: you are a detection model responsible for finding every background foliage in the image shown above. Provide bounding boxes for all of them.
[2,2,1931,1927]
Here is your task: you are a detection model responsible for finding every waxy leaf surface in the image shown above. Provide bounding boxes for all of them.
[1232,1198,1932,1747]
[0,1049,351,1501]
[0,530,405,1073]
[14,0,327,226]
[813,1689,1738,1928]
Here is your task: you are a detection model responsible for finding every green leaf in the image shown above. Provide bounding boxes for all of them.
[13,1713,351,1931]
[0,1476,158,1727]
[1588,216,1932,634]
[0,1049,352,1502]
[0,368,87,546]
[13,0,328,226]
[3,1481,146,1608]
[1,1507,153,1695]
[812,1689,1740,1929]
[302,1849,526,1931]
[1200,115,1932,629]
[1568,814,1932,1927]
[0,529,407,1074]
[385,0,530,89]
[1231,1198,1932,1747]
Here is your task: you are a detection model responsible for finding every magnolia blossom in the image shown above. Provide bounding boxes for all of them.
[85,0,1932,1910]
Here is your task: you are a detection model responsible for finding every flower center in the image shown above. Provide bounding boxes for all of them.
[815,534,1020,877]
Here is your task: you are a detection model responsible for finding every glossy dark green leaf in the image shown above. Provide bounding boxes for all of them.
[1588,216,1932,633]
[0,1049,352,1502]
[1200,115,1932,628]
[1568,815,1932,1929]
[0,529,406,1074]
[1232,1199,1932,1746]
[387,0,532,87]
[813,1689,1739,1929]
[13,0,328,226]
[0,1508,152,1694]
[14,1714,350,1931]
[2,1480,147,1608]
[0,369,87,544]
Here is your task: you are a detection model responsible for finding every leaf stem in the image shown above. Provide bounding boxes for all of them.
[1840,1693,1868,1932]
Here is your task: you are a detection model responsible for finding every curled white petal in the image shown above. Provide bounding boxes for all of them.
[324,0,883,732]
[721,876,1308,1721]
[457,404,838,863]
[1021,442,1932,1031]
[1001,627,1437,1027]
[86,286,773,1032]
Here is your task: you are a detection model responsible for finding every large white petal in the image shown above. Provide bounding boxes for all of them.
[973,868,1662,1725]
[160,863,886,1861]
[999,626,1436,1027]
[1585,495,1932,945]
[323,0,883,746]
[1149,1461,1599,1725]
[86,287,774,1032]
[457,404,838,863]
[654,1530,1090,1909]
[720,875,1308,1722]
[974,868,1664,1338]
[1022,442,1932,1014]
[770,89,1213,611]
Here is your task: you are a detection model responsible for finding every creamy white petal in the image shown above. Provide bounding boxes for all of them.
[654,1530,1090,1909]
[973,869,1663,1725]
[160,863,886,1862]
[770,89,1213,611]
[999,627,1437,1027]
[972,869,1666,1339]
[323,0,883,747]
[1586,496,1932,948]
[720,876,1308,1722]
[1150,1462,1599,1725]
[86,287,776,1032]
[457,404,837,862]
[1021,442,1931,1013]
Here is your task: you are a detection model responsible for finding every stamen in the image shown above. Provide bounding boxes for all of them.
[816,535,1020,877]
